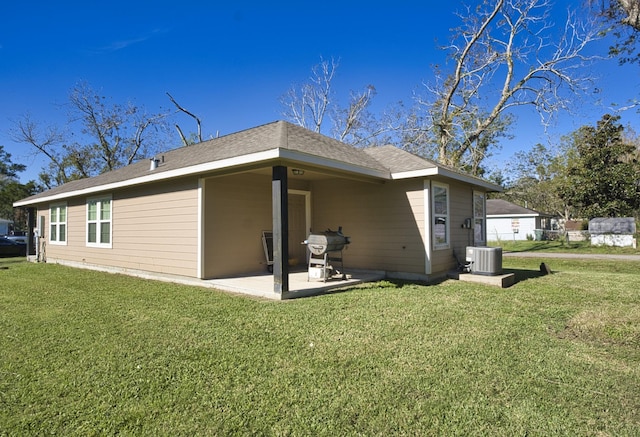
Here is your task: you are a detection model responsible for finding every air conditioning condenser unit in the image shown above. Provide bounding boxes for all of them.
[466,246,503,276]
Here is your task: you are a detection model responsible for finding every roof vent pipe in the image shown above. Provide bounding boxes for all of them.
[149,158,160,171]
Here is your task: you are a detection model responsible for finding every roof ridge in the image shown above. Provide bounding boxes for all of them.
[278,120,288,149]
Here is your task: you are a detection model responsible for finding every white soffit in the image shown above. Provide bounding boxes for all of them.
[391,167,502,192]
[14,148,389,206]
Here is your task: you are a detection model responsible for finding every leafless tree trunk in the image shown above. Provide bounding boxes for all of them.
[618,0,640,28]
[167,92,202,146]
[129,111,168,164]
[590,0,640,64]
[281,57,336,133]
[335,86,375,142]
[68,83,121,171]
[11,82,170,187]
[281,57,390,147]
[9,113,69,185]
[420,0,602,174]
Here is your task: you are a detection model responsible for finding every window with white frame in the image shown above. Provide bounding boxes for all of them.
[87,196,112,247]
[49,203,67,244]
[473,191,486,246]
[432,183,449,249]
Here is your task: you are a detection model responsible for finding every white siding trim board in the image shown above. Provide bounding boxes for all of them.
[423,180,432,275]
[14,149,389,207]
[197,178,204,279]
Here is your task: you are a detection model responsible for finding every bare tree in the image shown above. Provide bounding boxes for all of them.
[281,57,336,133]
[10,113,71,185]
[281,57,390,147]
[69,82,169,170]
[415,0,602,175]
[11,82,171,187]
[334,85,376,142]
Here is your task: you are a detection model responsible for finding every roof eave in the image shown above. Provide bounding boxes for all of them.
[488,213,541,218]
[13,148,390,207]
[391,167,503,192]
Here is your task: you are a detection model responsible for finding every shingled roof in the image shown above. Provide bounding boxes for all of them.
[15,121,501,206]
[487,199,551,216]
[363,145,438,173]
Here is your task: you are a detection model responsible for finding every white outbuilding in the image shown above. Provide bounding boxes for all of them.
[486,199,553,242]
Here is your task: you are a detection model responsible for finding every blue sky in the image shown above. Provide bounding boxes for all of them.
[1,1,638,183]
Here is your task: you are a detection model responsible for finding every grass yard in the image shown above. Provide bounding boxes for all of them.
[1,257,639,436]
[489,238,640,255]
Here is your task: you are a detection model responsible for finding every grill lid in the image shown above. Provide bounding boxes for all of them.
[306,227,350,255]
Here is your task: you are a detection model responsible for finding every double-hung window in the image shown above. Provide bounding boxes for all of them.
[49,203,67,244]
[87,196,112,248]
[432,182,450,249]
[473,191,486,246]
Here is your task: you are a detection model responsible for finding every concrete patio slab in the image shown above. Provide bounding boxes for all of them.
[43,258,386,300]
[203,269,387,299]
[447,270,515,288]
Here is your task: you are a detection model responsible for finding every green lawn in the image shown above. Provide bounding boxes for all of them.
[1,257,639,436]
[489,238,640,255]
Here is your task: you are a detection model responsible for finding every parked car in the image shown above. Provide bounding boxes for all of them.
[5,235,27,244]
[0,237,26,257]
[3,231,27,244]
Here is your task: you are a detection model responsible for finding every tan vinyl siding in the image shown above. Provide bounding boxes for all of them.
[43,177,199,277]
[312,178,426,274]
[203,173,272,278]
[429,178,481,275]
[33,167,487,282]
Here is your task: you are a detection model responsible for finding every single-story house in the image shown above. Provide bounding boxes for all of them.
[14,121,501,299]
[0,218,12,235]
[486,199,553,241]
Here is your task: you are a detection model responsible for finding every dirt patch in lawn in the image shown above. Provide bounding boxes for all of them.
[556,307,640,347]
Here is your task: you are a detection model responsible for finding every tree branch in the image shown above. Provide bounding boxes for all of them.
[167,92,202,145]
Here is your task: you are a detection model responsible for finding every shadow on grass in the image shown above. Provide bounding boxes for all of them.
[0,257,28,268]
[505,242,581,252]
[306,279,429,298]
[504,267,555,284]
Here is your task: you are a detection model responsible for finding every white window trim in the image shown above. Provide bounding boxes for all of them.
[86,195,112,248]
[473,191,487,246]
[49,202,68,245]
[432,182,450,250]
[423,180,432,274]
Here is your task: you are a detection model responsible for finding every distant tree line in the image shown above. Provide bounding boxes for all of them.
[491,114,640,220]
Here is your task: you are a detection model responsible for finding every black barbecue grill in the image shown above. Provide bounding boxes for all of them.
[306,227,350,281]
